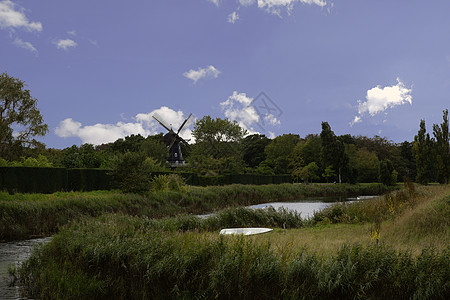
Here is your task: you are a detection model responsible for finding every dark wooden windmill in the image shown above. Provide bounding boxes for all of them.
[152,113,192,167]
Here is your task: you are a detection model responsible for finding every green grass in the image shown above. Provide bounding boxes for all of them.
[18,211,449,299]
[16,183,450,299]
[1,183,394,241]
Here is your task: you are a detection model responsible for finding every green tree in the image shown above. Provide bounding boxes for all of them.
[414,119,433,184]
[0,72,48,160]
[140,138,168,165]
[379,159,397,186]
[242,134,270,168]
[264,134,299,174]
[433,109,450,184]
[110,152,166,193]
[293,162,319,184]
[320,122,349,183]
[322,165,336,183]
[354,147,380,183]
[191,116,247,159]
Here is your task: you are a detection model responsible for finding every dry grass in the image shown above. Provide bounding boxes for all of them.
[251,184,450,256]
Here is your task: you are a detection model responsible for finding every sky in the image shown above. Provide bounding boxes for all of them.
[1,0,449,149]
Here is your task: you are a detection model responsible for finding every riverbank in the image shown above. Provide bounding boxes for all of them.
[0,183,393,241]
[16,184,449,299]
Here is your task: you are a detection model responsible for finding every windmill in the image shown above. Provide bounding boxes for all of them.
[152,113,193,167]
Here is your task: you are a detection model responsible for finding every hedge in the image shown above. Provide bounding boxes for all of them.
[0,167,293,193]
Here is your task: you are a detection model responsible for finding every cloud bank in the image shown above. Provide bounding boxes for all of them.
[183,65,221,84]
[55,106,194,145]
[350,78,412,126]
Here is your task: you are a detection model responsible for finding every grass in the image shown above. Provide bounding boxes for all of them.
[16,183,450,299]
[1,182,394,241]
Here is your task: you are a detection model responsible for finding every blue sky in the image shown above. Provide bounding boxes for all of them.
[1,0,449,149]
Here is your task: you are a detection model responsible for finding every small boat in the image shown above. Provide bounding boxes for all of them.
[219,228,273,236]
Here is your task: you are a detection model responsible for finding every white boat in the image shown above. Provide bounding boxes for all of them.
[219,228,273,236]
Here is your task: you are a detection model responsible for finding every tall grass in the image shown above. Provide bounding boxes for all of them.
[1,183,393,241]
[18,214,449,299]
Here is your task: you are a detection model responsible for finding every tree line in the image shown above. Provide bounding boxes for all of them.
[1,72,449,185]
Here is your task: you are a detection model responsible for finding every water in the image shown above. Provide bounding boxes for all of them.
[0,237,51,300]
[248,196,369,219]
[199,196,377,219]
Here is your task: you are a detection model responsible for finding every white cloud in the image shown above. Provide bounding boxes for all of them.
[239,0,256,6]
[350,78,412,126]
[257,0,327,15]
[227,11,239,23]
[55,107,194,145]
[208,0,220,6]
[220,91,281,134]
[13,37,37,55]
[54,38,77,50]
[0,0,42,31]
[183,65,221,84]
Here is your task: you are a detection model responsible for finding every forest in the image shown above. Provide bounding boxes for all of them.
[1,110,449,187]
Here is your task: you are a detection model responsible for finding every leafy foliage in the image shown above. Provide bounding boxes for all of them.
[0,72,48,160]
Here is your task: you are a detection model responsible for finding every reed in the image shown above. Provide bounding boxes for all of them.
[18,213,449,299]
[1,183,393,241]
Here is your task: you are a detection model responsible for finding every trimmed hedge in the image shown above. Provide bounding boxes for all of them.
[0,167,68,194]
[0,167,293,193]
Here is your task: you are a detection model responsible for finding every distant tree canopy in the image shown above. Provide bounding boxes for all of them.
[0,72,48,160]
[191,116,247,159]
[3,105,448,185]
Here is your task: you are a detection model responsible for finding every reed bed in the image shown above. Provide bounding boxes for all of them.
[1,183,393,241]
[18,213,449,299]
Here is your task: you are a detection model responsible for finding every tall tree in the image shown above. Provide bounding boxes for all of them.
[242,134,270,169]
[433,109,450,184]
[264,133,299,174]
[320,122,349,183]
[0,72,48,160]
[414,119,433,184]
[191,116,247,159]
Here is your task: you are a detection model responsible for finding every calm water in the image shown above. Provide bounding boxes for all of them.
[0,237,51,300]
[248,196,364,219]
[200,196,377,219]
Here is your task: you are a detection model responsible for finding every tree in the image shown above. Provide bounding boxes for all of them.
[293,162,319,184]
[322,165,336,183]
[192,116,247,159]
[242,134,271,168]
[433,109,450,184]
[264,134,299,174]
[0,72,48,160]
[320,122,349,183]
[379,159,397,186]
[414,119,433,184]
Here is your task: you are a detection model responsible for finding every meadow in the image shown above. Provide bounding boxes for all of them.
[15,183,450,299]
[0,182,392,241]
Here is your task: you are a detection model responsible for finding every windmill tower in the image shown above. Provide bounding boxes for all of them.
[152,113,192,167]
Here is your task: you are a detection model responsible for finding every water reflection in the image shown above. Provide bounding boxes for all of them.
[0,237,51,300]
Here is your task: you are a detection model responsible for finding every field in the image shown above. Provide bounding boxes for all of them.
[0,182,393,241]
[15,183,450,299]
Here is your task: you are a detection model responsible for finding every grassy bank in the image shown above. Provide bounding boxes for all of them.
[17,184,449,299]
[0,183,392,241]
[19,214,449,299]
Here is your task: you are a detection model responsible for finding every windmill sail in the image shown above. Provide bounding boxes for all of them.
[152,113,192,167]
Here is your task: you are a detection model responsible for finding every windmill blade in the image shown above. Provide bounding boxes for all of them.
[152,113,173,133]
[177,113,193,135]
[178,135,192,149]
